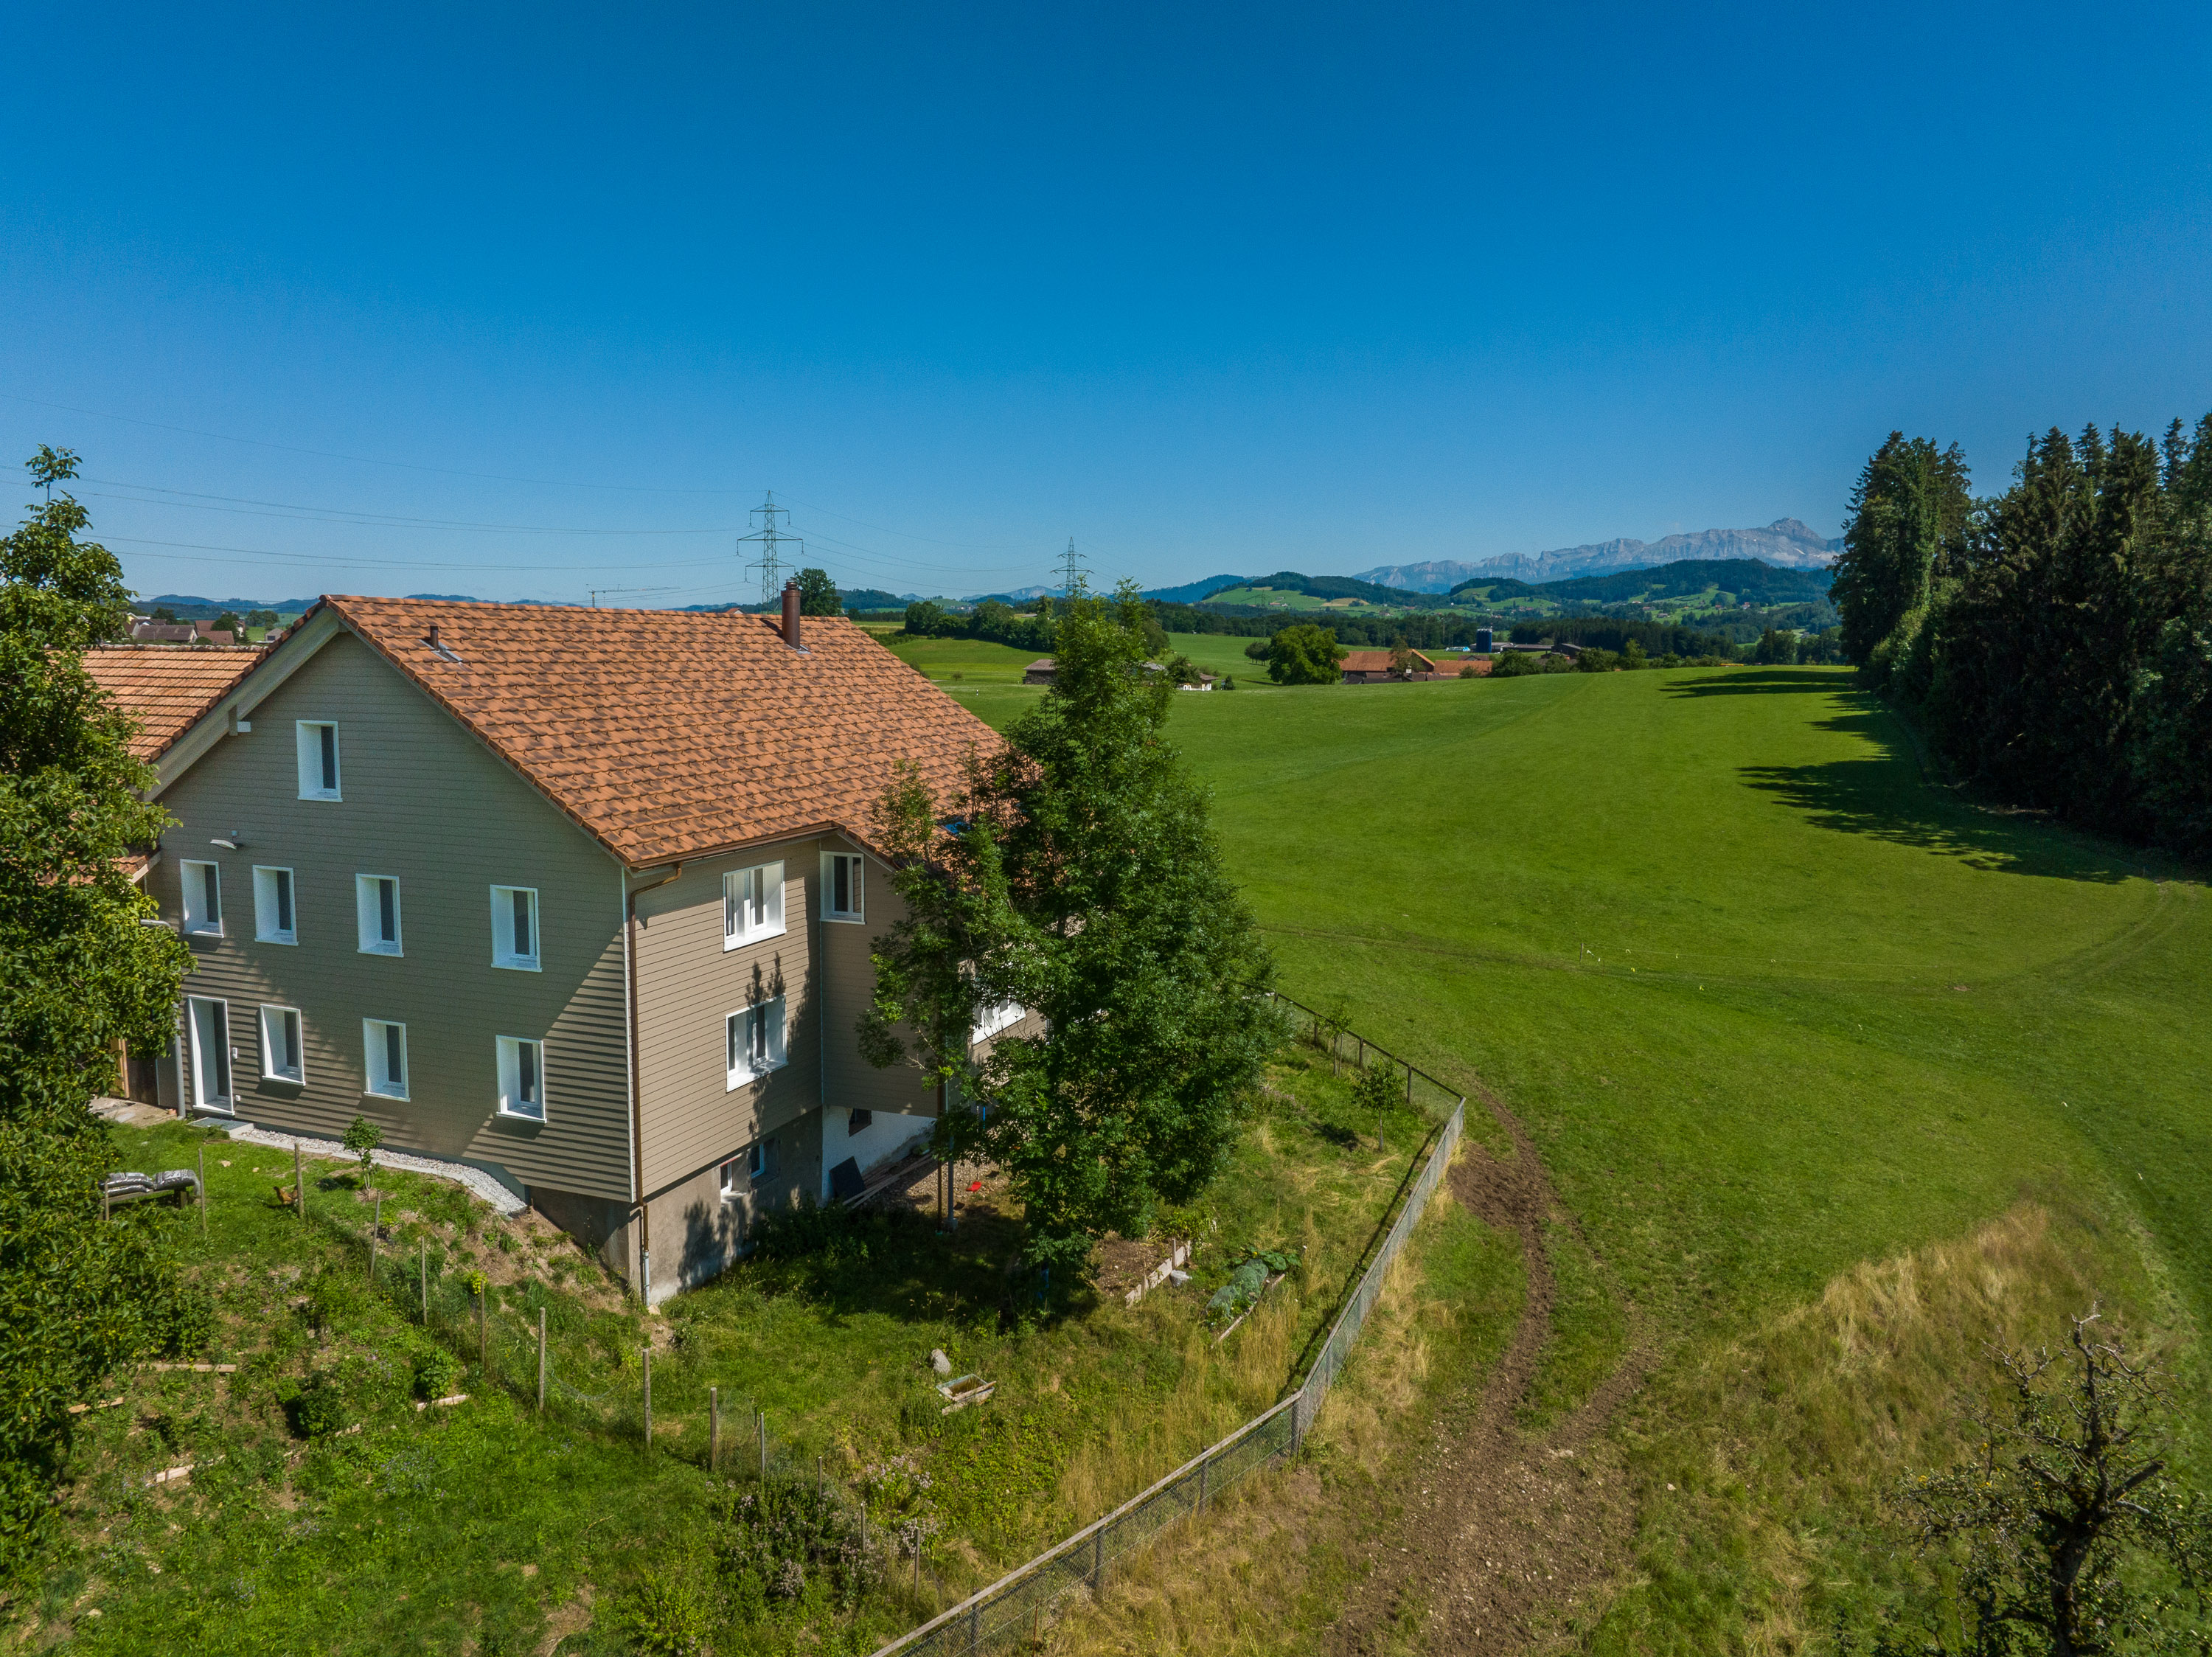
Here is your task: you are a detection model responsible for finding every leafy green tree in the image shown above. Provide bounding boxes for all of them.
[210,611,243,637]
[246,608,279,631]
[860,583,1279,1277]
[149,605,177,623]
[0,447,195,1558]
[1858,1313,2212,1657]
[1753,628,1798,665]
[1265,622,1346,684]
[1620,639,1649,669]
[794,568,842,617]
[343,1115,383,1184]
[1832,432,1972,668]
[901,599,950,638]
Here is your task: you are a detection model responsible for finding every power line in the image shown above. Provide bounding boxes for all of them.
[736,493,799,607]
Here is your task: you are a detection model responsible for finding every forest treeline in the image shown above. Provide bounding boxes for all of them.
[1834,420,2212,857]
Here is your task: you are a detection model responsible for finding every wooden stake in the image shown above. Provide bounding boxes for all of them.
[709,1386,720,1470]
[537,1307,548,1416]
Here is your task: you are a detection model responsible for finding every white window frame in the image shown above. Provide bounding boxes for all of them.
[356,874,403,956]
[186,996,234,1114]
[490,885,540,971]
[972,999,1026,1044]
[296,721,341,801]
[363,1018,408,1100]
[821,852,866,923]
[750,1137,777,1181]
[722,861,787,951]
[181,859,223,937]
[724,996,787,1089]
[496,1035,547,1121]
[260,1003,305,1084]
[253,865,297,945]
[720,1156,741,1202]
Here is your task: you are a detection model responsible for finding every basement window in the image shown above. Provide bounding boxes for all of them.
[847,1109,873,1136]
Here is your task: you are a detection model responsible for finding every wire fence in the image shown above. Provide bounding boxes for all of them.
[874,991,1467,1657]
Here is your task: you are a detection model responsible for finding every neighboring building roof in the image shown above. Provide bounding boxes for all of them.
[218,597,1003,869]
[1339,649,1439,673]
[83,645,268,759]
[129,622,200,643]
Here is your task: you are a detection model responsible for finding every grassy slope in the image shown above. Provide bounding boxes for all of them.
[853,626,1042,684]
[1144,665,2212,1643]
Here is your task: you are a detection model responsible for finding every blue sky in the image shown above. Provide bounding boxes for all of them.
[4,1,2208,605]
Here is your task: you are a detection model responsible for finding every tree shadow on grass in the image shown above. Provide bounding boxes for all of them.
[1740,709,2132,883]
[1663,668,1851,698]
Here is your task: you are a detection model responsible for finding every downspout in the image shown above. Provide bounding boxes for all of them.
[623,860,684,1299]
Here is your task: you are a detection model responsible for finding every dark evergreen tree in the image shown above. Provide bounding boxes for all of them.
[1832,433,1972,669]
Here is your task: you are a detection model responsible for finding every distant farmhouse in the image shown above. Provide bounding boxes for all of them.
[90,587,1032,1303]
[1340,648,1442,683]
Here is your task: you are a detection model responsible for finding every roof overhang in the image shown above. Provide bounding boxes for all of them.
[150,603,346,798]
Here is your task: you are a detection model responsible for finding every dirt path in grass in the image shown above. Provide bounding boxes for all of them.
[1324,1088,1652,1656]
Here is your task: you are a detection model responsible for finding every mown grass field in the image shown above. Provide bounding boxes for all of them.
[1136,664,2212,1648]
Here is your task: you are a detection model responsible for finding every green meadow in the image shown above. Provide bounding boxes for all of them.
[1144,664,2212,1646]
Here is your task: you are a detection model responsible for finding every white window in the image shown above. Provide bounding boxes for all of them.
[296,721,341,800]
[180,860,223,937]
[972,999,1026,1043]
[723,861,786,950]
[822,852,865,923]
[356,875,403,956]
[490,886,540,970]
[260,1004,305,1083]
[751,1137,778,1181]
[496,1035,546,1120]
[724,996,787,1088]
[253,866,296,944]
[186,996,234,1113]
[720,1156,741,1201]
[364,1019,408,1100]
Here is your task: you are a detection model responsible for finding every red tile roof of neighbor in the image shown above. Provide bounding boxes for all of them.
[82,645,268,758]
[315,597,1001,868]
[1339,648,1439,673]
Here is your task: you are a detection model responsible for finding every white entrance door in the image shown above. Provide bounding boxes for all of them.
[187,997,234,1114]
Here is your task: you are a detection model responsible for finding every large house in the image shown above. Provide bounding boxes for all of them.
[118,589,1012,1302]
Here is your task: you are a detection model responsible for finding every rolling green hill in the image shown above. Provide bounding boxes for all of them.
[1134,667,2211,1645]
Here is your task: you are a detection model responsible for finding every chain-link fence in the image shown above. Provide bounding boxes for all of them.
[875,993,1467,1657]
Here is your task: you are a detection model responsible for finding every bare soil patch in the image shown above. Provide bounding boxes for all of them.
[1325,1087,1651,1655]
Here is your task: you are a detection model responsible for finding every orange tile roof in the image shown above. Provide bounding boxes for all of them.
[316,597,1002,868]
[83,645,268,759]
[1340,648,1439,673]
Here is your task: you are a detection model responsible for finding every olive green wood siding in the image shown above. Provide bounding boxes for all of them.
[630,845,827,1197]
[150,629,633,1201]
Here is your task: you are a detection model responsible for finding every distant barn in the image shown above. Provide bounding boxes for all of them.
[1339,648,1442,683]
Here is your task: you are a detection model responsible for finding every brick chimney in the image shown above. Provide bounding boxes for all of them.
[781,579,803,650]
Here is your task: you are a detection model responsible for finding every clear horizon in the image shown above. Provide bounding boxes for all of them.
[6,2,2208,606]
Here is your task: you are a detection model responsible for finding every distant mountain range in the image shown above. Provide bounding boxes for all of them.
[1354,519,1840,592]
